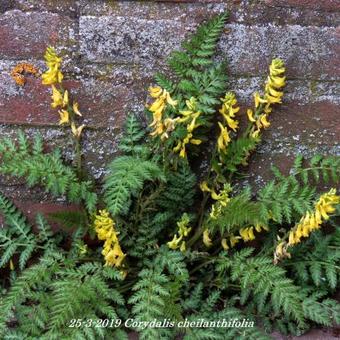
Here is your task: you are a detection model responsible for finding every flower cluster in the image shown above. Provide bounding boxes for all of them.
[167,213,192,251]
[11,63,39,86]
[148,86,177,138]
[173,97,202,158]
[41,47,63,85]
[42,47,85,139]
[288,189,339,246]
[247,58,285,138]
[274,188,339,263]
[94,210,126,267]
[217,92,239,154]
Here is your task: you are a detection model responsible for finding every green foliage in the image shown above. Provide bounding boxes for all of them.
[0,194,56,270]
[168,13,228,78]
[118,114,149,157]
[282,229,340,290]
[129,268,172,340]
[1,13,339,340]
[258,176,315,224]
[216,249,306,327]
[103,155,166,216]
[0,132,97,213]
[209,189,266,234]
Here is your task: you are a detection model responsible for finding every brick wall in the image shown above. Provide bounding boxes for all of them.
[0,0,339,217]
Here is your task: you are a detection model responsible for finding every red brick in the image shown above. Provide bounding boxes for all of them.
[265,0,340,11]
[0,10,76,59]
[0,72,135,128]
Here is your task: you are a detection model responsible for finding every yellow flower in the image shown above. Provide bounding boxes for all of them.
[42,47,63,85]
[149,86,163,98]
[148,87,177,137]
[9,259,14,271]
[51,86,68,108]
[167,213,191,252]
[219,92,239,132]
[217,122,231,153]
[203,229,212,247]
[259,114,270,128]
[42,66,63,85]
[239,227,255,242]
[71,122,85,139]
[247,109,256,122]
[73,102,82,116]
[58,109,69,125]
[200,181,211,193]
[167,234,183,250]
[254,92,267,108]
[94,210,126,267]
[229,234,241,247]
[274,241,291,264]
[221,238,229,250]
[287,189,339,246]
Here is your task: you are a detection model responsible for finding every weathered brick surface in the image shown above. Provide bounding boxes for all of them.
[219,24,339,79]
[265,0,340,11]
[0,10,77,59]
[0,0,339,210]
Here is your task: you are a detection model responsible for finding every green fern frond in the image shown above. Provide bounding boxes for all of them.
[104,156,165,216]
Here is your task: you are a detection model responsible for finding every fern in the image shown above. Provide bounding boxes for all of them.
[257,176,315,224]
[129,268,172,340]
[282,229,340,289]
[0,132,97,213]
[118,114,148,157]
[209,189,267,234]
[216,249,306,327]
[168,13,228,78]
[103,155,165,216]
[0,193,36,269]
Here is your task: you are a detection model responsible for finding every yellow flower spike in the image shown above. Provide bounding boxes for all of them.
[51,85,63,108]
[217,122,231,153]
[58,109,70,125]
[180,241,186,252]
[247,109,256,122]
[203,229,213,248]
[259,114,270,128]
[9,259,14,271]
[287,189,339,247]
[71,122,85,139]
[94,210,126,267]
[72,102,82,116]
[221,238,229,250]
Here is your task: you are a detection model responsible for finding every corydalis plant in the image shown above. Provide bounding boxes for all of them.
[0,12,339,340]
